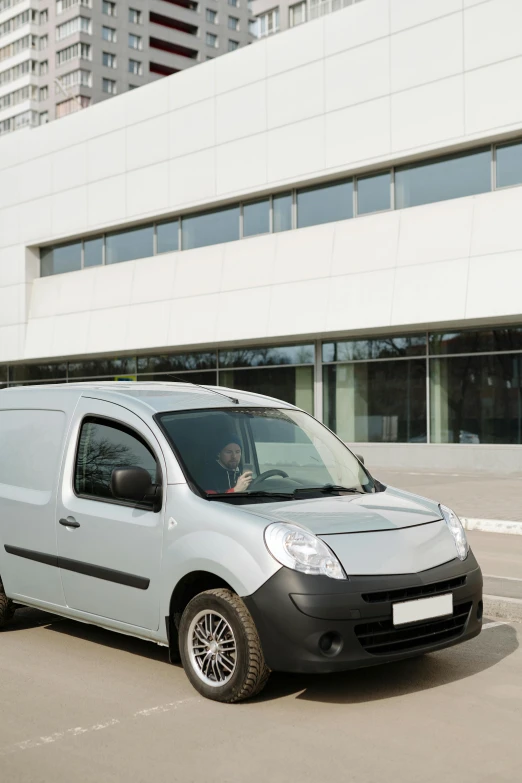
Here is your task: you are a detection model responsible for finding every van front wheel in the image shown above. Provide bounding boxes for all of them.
[0,578,15,629]
[179,588,270,703]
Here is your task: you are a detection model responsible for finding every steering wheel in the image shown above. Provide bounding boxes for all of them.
[250,469,289,488]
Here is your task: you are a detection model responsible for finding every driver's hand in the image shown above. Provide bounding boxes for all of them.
[234,471,253,493]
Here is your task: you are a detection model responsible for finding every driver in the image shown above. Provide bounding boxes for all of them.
[203,436,253,494]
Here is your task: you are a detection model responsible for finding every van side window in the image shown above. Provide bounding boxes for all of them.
[75,417,159,503]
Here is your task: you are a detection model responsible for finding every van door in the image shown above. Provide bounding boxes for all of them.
[56,398,165,631]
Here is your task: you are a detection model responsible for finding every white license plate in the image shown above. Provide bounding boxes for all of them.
[393,593,453,626]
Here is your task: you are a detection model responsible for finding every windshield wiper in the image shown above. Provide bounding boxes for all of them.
[292,484,364,497]
[206,490,293,501]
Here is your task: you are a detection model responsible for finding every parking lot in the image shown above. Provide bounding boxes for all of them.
[1,604,520,783]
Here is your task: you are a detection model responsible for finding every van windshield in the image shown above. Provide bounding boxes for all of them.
[157,408,375,501]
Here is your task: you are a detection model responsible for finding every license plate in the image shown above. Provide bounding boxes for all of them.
[393,593,453,626]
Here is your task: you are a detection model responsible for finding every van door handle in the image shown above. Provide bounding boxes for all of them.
[59,517,80,529]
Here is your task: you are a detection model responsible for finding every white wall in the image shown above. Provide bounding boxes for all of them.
[1,0,522,362]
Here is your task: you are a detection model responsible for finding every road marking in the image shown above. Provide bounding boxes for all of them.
[484,594,522,605]
[0,698,196,757]
[484,574,522,582]
[482,621,508,630]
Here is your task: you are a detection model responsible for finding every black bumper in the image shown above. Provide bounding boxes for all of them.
[243,552,483,674]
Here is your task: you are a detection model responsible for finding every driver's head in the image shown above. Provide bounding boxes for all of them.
[217,437,242,470]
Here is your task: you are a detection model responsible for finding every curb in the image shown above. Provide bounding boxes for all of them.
[483,594,522,623]
[461,517,522,535]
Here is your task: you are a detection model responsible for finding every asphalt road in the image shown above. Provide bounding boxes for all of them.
[1,607,520,783]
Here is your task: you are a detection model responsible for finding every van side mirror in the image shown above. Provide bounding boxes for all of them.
[111,467,161,511]
[355,454,365,465]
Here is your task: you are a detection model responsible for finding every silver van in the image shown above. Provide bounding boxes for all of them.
[0,382,482,702]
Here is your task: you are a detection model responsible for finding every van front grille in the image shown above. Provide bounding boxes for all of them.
[354,601,472,655]
[361,575,466,604]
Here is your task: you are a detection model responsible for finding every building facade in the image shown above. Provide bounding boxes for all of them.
[1,0,522,473]
[251,0,362,38]
[0,0,254,133]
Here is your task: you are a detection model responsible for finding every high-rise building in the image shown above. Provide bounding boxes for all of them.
[0,0,255,134]
[251,0,362,38]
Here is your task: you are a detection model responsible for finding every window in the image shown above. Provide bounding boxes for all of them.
[496,141,522,189]
[106,225,154,264]
[248,19,258,36]
[157,219,179,253]
[68,357,136,378]
[138,351,215,374]
[39,86,48,101]
[323,336,426,363]
[273,192,292,232]
[228,15,239,29]
[40,60,48,75]
[357,171,391,215]
[84,237,103,267]
[39,111,48,124]
[395,148,491,209]
[102,26,116,42]
[102,77,116,93]
[228,0,238,5]
[258,8,279,36]
[55,95,90,116]
[129,84,138,90]
[74,418,159,503]
[429,327,522,356]
[297,180,353,228]
[56,17,91,40]
[219,344,314,367]
[57,0,92,12]
[39,35,48,50]
[103,51,116,67]
[182,205,239,250]
[128,33,142,49]
[128,7,141,23]
[128,58,142,74]
[243,199,269,237]
[289,0,306,26]
[56,42,91,64]
[59,68,92,88]
[206,32,217,47]
[228,39,239,51]
[40,9,49,23]
[206,8,217,22]
[40,241,82,276]
[102,0,116,15]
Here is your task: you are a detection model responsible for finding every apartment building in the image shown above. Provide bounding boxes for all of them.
[0,0,255,133]
[2,0,522,472]
[251,0,362,37]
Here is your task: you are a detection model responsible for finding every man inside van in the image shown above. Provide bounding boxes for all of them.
[202,436,253,494]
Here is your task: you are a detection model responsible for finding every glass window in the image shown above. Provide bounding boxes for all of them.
[395,148,491,209]
[228,0,238,5]
[243,199,269,237]
[102,26,116,42]
[206,8,217,22]
[357,171,391,215]
[106,225,153,264]
[157,219,179,253]
[429,328,522,356]
[102,51,116,67]
[128,8,141,23]
[138,371,216,386]
[102,0,116,15]
[224,368,314,413]
[0,365,7,385]
[219,344,314,367]
[297,180,353,229]
[84,237,103,267]
[10,362,67,382]
[128,59,142,75]
[289,1,306,26]
[228,15,239,29]
[324,360,427,443]
[273,192,292,232]
[128,33,142,49]
[75,418,158,501]
[206,32,218,47]
[102,77,116,94]
[137,351,216,373]
[323,335,426,362]
[40,241,82,276]
[68,357,137,379]
[496,141,522,189]
[182,205,239,250]
[228,39,239,51]
[430,354,522,444]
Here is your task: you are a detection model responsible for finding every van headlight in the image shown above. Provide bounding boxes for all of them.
[440,504,468,561]
[264,522,346,579]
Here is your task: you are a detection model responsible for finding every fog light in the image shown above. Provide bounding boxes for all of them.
[318,632,343,657]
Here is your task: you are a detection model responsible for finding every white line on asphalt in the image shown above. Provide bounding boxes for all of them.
[482,621,508,630]
[484,574,522,582]
[0,698,196,757]
[484,593,522,605]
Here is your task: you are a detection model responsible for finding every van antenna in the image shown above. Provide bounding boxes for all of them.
[164,374,240,405]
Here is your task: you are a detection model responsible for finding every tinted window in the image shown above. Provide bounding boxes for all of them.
[297,180,353,228]
[219,366,314,414]
[75,418,158,501]
[273,192,292,232]
[10,362,67,382]
[429,328,522,355]
[137,351,216,373]
[41,241,82,276]
[496,141,522,189]
[357,171,391,215]
[84,237,103,267]
[68,357,137,378]
[323,335,426,362]
[219,344,314,367]
[157,219,179,253]
[243,199,269,237]
[106,225,154,264]
[182,205,240,250]
[395,149,491,209]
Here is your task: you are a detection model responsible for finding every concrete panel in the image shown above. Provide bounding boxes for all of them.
[326,269,395,331]
[0,246,26,288]
[52,143,88,193]
[215,38,267,94]
[167,293,220,346]
[51,186,88,237]
[125,300,171,351]
[216,134,267,194]
[267,60,324,130]
[91,263,136,311]
[216,80,267,144]
[52,311,91,357]
[391,14,463,92]
[126,163,170,218]
[325,38,390,114]
[391,75,464,151]
[87,306,130,354]
[273,223,335,284]
[131,253,178,304]
[268,277,330,336]
[0,323,25,362]
[169,60,215,111]
[392,258,469,324]
[267,115,325,182]
[470,188,522,257]
[464,0,522,71]
[390,0,462,32]
[126,115,170,171]
[0,205,19,250]
[466,251,522,319]
[397,199,474,266]
[87,129,127,183]
[169,99,216,158]
[87,174,127,229]
[331,212,400,275]
[326,97,391,168]
[324,0,390,57]
[215,286,271,342]
[221,233,277,292]
[169,148,217,207]
[266,16,324,76]
[465,57,522,134]
[174,244,225,299]
[20,198,53,244]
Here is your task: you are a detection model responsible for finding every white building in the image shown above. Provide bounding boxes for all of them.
[1,0,522,473]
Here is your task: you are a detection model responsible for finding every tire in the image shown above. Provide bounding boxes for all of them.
[179,588,270,703]
[0,577,15,630]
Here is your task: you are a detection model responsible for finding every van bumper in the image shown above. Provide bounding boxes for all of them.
[242,552,483,674]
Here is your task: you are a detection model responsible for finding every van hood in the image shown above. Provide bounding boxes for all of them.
[242,486,442,535]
